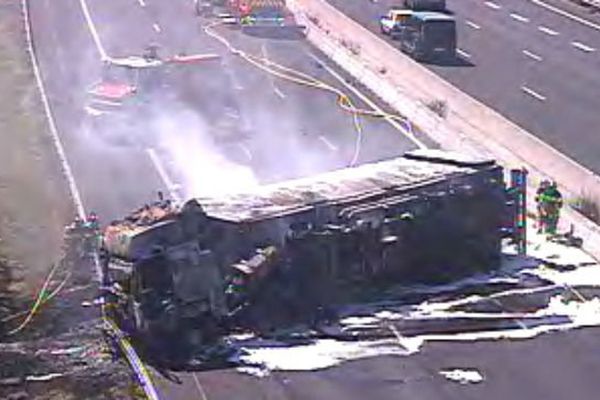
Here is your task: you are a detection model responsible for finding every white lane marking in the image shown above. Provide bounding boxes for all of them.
[238,143,253,161]
[466,20,481,30]
[137,0,146,6]
[530,0,600,32]
[456,48,471,58]
[274,87,286,99]
[318,135,338,152]
[153,23,162,33]
[192,373,209,400]
[308,53,426,149]
[146,148,182,203]
[538,25,559,36]
[90,98,122,107]
[521,85,547,102]
[78,0,108,60]
[522,49,543,61]
[510,13,530,23]
[22,0,87,219]
[484,1,501,10]
[571,41,596,53]
[261,43,286,99]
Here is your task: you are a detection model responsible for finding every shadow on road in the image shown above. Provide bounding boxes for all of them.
[241,25,307,41]
[422,54,475,67]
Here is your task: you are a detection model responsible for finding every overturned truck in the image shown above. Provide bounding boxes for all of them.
[100,151,526,351]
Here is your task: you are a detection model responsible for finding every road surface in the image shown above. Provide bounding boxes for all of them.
[327,0,600,175]
[28,0,417,222]
[26,0,600,399]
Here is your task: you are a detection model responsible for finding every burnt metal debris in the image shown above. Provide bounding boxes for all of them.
[98,151,527,361]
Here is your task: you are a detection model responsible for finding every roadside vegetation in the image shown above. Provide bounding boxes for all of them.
[0,1,71,298]
[0,4,135,400]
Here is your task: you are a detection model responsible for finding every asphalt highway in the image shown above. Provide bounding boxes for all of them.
[327,0,600,175]
[29,0,418,221]
[27,0,600,399]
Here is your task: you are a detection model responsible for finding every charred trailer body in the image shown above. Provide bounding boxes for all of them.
[101,151,525,353]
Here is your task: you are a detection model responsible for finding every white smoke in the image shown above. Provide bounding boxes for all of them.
[151,106,260,198]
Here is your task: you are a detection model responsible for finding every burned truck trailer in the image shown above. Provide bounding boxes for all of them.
[100,151,525,348]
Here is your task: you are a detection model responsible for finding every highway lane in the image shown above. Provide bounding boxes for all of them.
[28,0,168,220]
[84,0,418,195]
[326,0,600,175]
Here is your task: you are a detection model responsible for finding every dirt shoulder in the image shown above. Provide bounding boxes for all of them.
[0,1,72,300]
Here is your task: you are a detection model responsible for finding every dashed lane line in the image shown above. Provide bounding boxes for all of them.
[137,0,146,7]
[571,41,596,53]
[238,143,253,161]
[510,13,530,23]
[538,25,560,36]
[484,1,502,10]
[79,0,108,60]
[192,373,209,400]
[456,48,471,58]
[521,85,547,102]
[466,20,481,30]
[153,23,162,33]
[522,49,543,61]
[319,135,338,152]
[146,148,182,203]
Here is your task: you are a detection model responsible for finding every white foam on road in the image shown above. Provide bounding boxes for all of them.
[233,225,600,376]
[440,369,484,384]
[235,339,411,372]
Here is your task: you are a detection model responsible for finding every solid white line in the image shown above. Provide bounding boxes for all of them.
[153,23,161,33]
[192,373,209,400]
[308,53,426,149]
[238,143,253,161]
[484,1,502,10]
[538,25,559,36]
[456,48,471,58]
[137,0,146,6]
[318,135,338,151]
[510,13,530,23]
[530,0,600,32]
[22,0,87,219]
[78,0,108,60]
[466,20,481,30]
[571,41,596,53]
[521,85,547,101]
[146,148,182,203]
[522,49,543,61]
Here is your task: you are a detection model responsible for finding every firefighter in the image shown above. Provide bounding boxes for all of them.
[535,180,563,236]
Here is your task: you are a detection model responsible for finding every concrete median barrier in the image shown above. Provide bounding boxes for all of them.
[288,0,600,259]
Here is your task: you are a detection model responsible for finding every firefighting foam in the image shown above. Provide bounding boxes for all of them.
[232,242,600,375]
